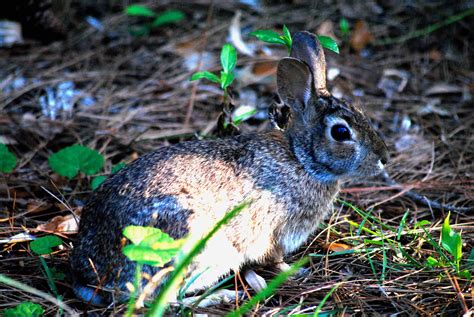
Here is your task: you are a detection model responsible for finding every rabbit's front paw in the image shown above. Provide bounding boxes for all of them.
[244,269,267,292]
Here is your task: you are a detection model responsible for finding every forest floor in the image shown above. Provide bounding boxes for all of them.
[0,1,473,316]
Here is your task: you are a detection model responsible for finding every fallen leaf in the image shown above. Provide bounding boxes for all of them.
[229,11,255,56]
[27,200,52,213]
[36,208,81,234]
[325,242,353,252]
[350,20,374,52]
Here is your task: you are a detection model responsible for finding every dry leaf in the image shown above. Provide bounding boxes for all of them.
[36,208,81,234]
[350,20,374,52]
[27,200,52,213]
[325,242,353,252]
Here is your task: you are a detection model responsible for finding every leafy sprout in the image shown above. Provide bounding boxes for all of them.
[30,235,63,255]
[125,5,185,36]
[3,302,45,317]
[339,17,350,37]
[122,226,185,267]
[191,43,237,90]
[0,144,17,173]
[250,25,340,54]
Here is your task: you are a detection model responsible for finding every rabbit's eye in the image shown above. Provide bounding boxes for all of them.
[331,124,351,141]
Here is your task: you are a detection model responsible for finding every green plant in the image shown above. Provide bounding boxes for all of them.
[48,144,104,179]
[191,43,237,94]
[30,235,64,306]
[339,17,350,38]
[148,201,248,316]
[3,301,44,317]
[0,143,17,173]
[313,282,341,317]
[250,25,292,54]
[227,257,308,317]
[125,5,185,36]
[30,236,62,255]
[123,226,185,267]
[250,25,340,54]
[191,44,238,128]
[425,212,471,279]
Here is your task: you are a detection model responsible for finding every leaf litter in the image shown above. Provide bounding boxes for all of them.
[0,1,472,315]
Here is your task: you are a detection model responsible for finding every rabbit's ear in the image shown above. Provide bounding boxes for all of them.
[277,57,313,113]
[290,31,329,96]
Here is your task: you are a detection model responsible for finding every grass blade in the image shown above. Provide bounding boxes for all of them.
[313,282,341,316]
[227,257,308,317]
[148,201,249,316]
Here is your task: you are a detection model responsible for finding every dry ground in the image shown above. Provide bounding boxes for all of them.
[0,1,473,315]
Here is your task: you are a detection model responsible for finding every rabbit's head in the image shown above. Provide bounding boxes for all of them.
[277,31,388,182]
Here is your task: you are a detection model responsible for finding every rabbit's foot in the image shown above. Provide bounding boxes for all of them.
[275,261,310,278]
[244,269,267,292]
[180,289,241,308]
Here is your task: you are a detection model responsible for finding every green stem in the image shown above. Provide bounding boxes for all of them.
[125,264,142,317]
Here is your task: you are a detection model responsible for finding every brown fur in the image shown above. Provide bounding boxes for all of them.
[70,31,388,304]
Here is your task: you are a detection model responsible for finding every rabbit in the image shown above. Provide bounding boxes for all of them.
[70,31,389,305]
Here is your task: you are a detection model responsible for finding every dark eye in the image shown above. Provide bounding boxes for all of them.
[331,124,351,141]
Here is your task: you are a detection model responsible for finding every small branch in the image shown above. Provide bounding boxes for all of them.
[374,8,474,46]
[381,171,473,214]
[0,274,77,315]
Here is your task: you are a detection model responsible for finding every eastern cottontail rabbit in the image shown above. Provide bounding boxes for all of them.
[70,31,388,304]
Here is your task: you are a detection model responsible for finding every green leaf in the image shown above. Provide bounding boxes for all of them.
[112,162,126,174]
[220,71,235,90]
[152,10,185,28]
[459,269,471,280]
[426,256,440,267]
[220,44,237,74]
[123,226,167,246]
[0,144,17,173]
[318,35,340,54]
[414,220,431,229]
[249,30,286,46]
[149,201,249,316]
[48,144,104,179]
[339,17,350,36]
[123,226,184,267]
[3,301,45,317]
[91,175,107,190]
[233,108,257,126]
[228,258,309,317]
[30,235,63,255]
[281,25,292,52]
[441,212,462,264]
[190,71,221,84]
[123,244,180,267]
[125,5,156,17]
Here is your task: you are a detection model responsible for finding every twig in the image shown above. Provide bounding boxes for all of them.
[374,8,474,46]
[184,2,214,126]
[381,171,473,214]
[0,274,77,315]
